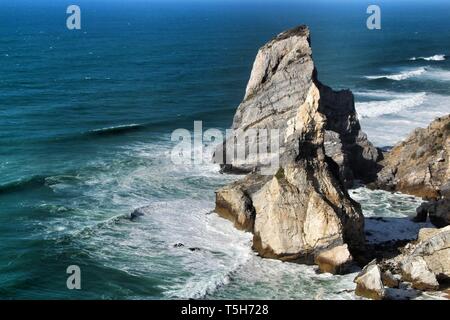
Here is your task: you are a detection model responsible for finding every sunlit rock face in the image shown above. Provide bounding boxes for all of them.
[214,26,374,264]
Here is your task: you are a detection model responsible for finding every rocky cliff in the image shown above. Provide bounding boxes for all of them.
[213,25,378,267]
[375,115,450,228]
[376,115,450,199]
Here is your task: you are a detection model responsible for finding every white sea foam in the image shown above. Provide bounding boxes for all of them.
[349,187,429,244]
[35,132,449,299]
[355,92,427,118]
[365,67,450,82]
[410,54,446,61]
[89,123,143,134]
[356,92,450,147]
[423,67,450,81]
[365,67,426,81]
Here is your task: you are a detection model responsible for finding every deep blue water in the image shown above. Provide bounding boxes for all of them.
[0,0,449,299]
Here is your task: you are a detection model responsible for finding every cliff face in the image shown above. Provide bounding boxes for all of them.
[214,26,373,265]
[376,115,450,199]
[375,115,450,228]
[214,25,380,187]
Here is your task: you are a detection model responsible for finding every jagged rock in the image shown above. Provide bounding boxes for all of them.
[250,82,365,259]
[354,260,385,300]
[417,228,440,242]
[214,25,380,187]
[381,270,400,288]
[413,202,430,223]
[314,244,353,274]
[214,26,366,263]
[413,197,450,228]
[400,256,440,291]
[398,226,450,291]
[215,174,270,232]
[428,197,450,228]
[376,115,450,199]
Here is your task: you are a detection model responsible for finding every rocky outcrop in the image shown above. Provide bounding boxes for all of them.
[314,244,353,274]
[214,26,368,264]
[401,256,440,291]
[377,226,450,292]
[381,270,400,288]
[414,195,450,228]
[376,115,450,199]
[214,25,380,187]
[354,260,385,300]
[214,174,270,232]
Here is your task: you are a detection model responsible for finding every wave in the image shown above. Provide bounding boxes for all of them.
[423,67,450,81]
[409,54,446,61]
[0,173,82,195]
[365,66,450,82]
[0,175,47,195]
[355,91,427,118]
[364,67,427,81]
[87,123,145,136]
[355,92,450,147]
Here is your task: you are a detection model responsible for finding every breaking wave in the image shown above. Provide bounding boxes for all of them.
[88,124,145,136]
[364,67,450,82]
[364,67,427,81]
[355,91,427,118]
[409,54,446,61]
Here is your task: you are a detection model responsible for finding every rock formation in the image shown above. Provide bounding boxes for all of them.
[214,25,380,187]
[314,244,353,274]
[211,25,449,299]
[376,115,450,228]
[370,225,450,295]
[400,226,450,289]
[354,260,385,300]
[214,25,371,265]
[375,115,450,200]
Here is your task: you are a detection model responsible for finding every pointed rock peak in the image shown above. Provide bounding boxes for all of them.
[271,25,310,43]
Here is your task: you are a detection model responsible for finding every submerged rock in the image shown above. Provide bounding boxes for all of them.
[354,260,385,300]
[130,208,145,220]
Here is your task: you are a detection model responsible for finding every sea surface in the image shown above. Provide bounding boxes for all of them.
[0,0,449,299]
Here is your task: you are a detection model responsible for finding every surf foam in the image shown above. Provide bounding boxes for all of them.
[409,54,446,61]
[365,67,427,81]
[355,92,426,118]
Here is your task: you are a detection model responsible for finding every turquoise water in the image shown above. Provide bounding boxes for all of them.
[0,0,449,299]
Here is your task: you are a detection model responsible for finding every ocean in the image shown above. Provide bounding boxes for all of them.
[0,0,449,299]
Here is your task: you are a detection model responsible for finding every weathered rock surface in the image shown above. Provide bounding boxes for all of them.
[400,256,440,291]
[314,244,353,274]
[214,25,380,187]
[354,260,385,300]
[379,226,450,291]
[214,26,367,264]
[415,196,450,228]
[376,115,450,199]
[381,270,400,288]
[214,174,270,232]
